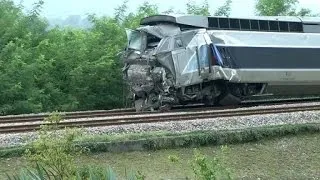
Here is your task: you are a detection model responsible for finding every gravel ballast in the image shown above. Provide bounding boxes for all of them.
[1,108,320,148]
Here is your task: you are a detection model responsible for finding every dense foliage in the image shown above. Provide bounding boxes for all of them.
[0,0,316,115]
[255,0,315,16]
[0,0,144,115]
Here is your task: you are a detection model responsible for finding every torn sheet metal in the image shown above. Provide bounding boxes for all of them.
[137,24,180,38]
[155,52,176,78]
[126,64,154,95]
[186,29,211,48]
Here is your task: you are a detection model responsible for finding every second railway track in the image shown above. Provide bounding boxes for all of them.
[1,102,320,134]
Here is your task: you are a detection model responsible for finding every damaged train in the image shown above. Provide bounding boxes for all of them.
[121,14,320,112]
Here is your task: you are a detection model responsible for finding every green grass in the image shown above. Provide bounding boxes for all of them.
[2,123,320,158]
[1,133,320,179]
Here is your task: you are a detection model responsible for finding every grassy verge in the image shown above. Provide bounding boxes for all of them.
[78,123,320,152]
[1,133,320,179]
[77,133,320,179]
[1,123,320,158]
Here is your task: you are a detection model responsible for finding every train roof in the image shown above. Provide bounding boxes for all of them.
[140,14,320,33]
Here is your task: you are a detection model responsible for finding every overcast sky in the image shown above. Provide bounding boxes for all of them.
[13,0,320,19]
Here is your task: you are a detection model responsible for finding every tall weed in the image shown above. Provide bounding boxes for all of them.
[191,146,233,180]
[169,146,233,180]
[23,112,83,179]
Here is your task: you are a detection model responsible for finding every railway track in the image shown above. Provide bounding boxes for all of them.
[1,101,320,134]
[0,108,137,124]
[1,97,320,125]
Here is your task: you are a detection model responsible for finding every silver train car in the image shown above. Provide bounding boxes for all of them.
[121,14,320,111]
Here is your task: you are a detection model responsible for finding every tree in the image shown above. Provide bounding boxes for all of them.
[0,0,49,115]
[114,0,129,23]
[214,0,232,16]
[120,1,159,29]
[186,0,232,16]
[162,7,175,15]
[296,8,312,16]
[186,0,210,16]
[255,0,313,16]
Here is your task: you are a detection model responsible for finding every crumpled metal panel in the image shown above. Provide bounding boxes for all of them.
[155,29,213,84]
[137,24,180,38]
[172,48,200,87]
[155,52,176,78]
[171,30,215,87]
[155,36,175,53]
[186,29,211,47]
[210,66,240,82]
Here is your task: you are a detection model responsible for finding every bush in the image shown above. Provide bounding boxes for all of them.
[191,147,233,180]
[23,112,84,179]
[169,146,233,180]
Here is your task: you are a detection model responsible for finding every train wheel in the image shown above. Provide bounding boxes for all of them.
[203,95,216,106]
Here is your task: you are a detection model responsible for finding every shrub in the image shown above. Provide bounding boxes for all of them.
[169,146,233,180]
[23,112,84,179]
[191,146,233,180]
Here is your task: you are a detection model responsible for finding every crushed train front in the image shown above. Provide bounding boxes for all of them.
[122,25,179,111]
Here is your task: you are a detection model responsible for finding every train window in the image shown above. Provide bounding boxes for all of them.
[250,20,259,30]
[279,22,289,32]
[219,18,230,29]
[208,18,219,28]
[289,22,303,32]
[240,19,250,30]
[197,45,210,69]
[125,29,143,51]
[230,18,240,30]
[259,20,269,31]
[269,21,279,31]
[147,34,161,48]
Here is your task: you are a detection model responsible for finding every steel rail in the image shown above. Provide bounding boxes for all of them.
[0,108,136,123]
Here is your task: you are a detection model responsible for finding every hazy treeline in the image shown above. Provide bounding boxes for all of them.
[0,0,316,115]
